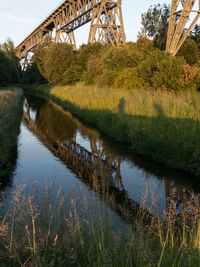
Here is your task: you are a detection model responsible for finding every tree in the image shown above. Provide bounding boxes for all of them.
[0,50,9,85]
[34,43,76,84]
[0,39,20,85]
[177,38,200,65]
[77,43,103,70]
[191,24,200,50]
[140,4,170,50]
[21,61,46,84]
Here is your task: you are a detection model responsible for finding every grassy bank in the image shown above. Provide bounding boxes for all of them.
[1,181,200,266]
[22,84,200,175]
[0,88,23,178]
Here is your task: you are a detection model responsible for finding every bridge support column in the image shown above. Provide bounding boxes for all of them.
[20,50,33,71]
[166,0,200,56]
[54,21,77,50]
[88,0,125,46]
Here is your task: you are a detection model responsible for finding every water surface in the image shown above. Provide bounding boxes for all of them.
[1,94,199,224]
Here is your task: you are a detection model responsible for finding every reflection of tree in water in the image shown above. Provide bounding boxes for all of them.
[24,94,46,118]
[0,145,18,192]
[36,101,77,143]
[24,98,77,143]
[0,94,23,191]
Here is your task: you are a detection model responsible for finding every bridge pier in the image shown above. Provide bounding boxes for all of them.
[88,0,125,46]
[167,0,200,55]
[55,30,77,50]
[21,50,33,71]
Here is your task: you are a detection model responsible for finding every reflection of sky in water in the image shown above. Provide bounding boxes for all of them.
[30,110,36,122]
[1,123,125,228]
[15,124,86,194]
[76,130,92,153]
[121,162,166,215]
[1,96,199,224]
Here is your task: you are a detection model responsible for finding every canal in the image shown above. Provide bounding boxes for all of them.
[1,94,200,226]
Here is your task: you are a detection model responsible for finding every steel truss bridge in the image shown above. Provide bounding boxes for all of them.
[15,0,200,62]
[16,0,125,60]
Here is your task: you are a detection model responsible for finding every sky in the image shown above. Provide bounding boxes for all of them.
[0,0,170,47]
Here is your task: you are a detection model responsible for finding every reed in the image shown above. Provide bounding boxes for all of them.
[22,83,200,175]
[1,181,200,266]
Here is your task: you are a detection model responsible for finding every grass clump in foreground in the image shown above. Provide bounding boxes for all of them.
[22,83,200,175]
[1,181,200,266]
[0,88,23,178]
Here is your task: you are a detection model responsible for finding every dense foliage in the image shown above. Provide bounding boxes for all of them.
[20,62,45,84]
[0,40,20,86]
[29,38,200,91]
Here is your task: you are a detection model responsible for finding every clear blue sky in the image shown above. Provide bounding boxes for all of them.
[0,0,170,47]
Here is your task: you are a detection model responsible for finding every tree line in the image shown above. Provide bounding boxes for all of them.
[29,35,200,91]
[1,4,200,91]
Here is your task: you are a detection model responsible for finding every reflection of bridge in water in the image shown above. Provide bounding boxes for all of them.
[23,98,154,224]
[23,97,200,223]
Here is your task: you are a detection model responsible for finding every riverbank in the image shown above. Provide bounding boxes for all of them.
[22,83,200,175]
[0,88,23,178]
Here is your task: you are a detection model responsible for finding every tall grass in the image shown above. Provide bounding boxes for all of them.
[22,83,200,175]
[1,181,200,266]
[0,88,23,178]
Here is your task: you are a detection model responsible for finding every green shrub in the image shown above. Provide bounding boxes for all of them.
[84,54,104,85]
[177,38,200,65]
[182,64,200,90]
[77,43,104,69]
[151,58,199,91]
[84,44,146,88]
[21,62,46,84]
[34,43,76,84]
[0,40,20,85]
[33,42,48,79]
[114,68,145,89]
[137,49,199,91]
[97,69,118,87]
[150,54,186,90]
[126,39,154,62]
[103,46,136,71]
[62,64,83,85]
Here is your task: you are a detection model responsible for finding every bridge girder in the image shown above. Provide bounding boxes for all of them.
[167,0,200,56]
[16,0,125,60]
